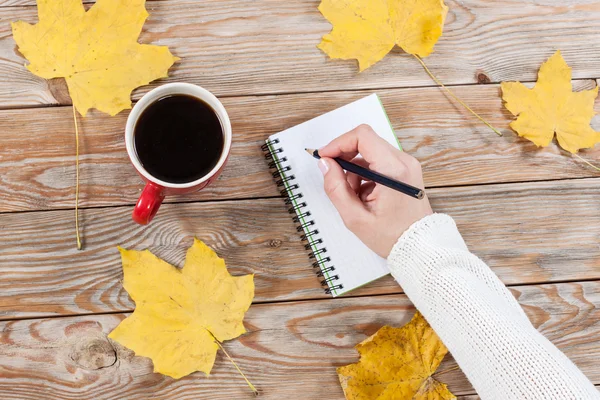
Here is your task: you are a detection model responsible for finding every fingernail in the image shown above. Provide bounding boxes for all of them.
[318,159,329,175]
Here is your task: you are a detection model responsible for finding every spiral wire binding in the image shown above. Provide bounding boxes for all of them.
[262,139,343,295]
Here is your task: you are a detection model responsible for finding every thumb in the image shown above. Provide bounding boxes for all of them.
[320,158,369,228]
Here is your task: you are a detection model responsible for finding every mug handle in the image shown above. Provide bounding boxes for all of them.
[132,182,165,225]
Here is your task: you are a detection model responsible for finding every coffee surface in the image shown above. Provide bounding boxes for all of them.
[134,95,224,184]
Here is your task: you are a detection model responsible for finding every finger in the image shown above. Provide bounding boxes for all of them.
[350,156,370,169]
[320,158,370,229]
[375,152,423,181]
[318,124,398,162]
[346,157,371,188]
[359,181,377,203]
[347,171,362,193]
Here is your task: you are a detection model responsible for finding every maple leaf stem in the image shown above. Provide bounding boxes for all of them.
[572,153,600,172]
[72,105,82,250]
[214,339,258,396]
[413,55,503,137]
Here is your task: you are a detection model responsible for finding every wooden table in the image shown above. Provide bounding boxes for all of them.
[1,0,600,398]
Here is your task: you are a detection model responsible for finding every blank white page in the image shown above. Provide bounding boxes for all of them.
[267,94,400,296]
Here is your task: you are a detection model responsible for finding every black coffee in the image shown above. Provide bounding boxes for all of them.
[134,94,224,184]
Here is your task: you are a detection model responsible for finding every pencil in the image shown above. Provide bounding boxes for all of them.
[305,148,425,200]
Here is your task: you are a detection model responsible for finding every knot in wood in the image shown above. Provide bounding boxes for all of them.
[476,71,491,84]
[70,338,117,370]
[269,239,282,248]
[180,236,195,249]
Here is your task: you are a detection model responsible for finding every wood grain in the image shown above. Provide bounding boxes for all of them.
[1,81,599,212]
[0,281,598,399]
[1,177,600,319]
[2,0,600,396]
[2,0,600,107]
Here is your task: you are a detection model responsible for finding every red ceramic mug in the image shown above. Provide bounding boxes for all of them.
[125,83,232,225]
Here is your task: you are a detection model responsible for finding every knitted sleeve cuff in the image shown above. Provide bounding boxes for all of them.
[391,213,467,257]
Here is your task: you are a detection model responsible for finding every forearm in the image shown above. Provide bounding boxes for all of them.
[387,214,598,400]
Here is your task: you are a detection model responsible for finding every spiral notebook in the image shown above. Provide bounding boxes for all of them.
[263,94,401,296]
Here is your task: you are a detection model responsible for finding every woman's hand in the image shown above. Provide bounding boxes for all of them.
[318,124,433,258]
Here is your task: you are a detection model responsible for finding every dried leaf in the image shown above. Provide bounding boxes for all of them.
[501,50,600,153]
[109,239,254,379]
[11,0,177,116]
[318,0,448,71]
[337,312,455,400]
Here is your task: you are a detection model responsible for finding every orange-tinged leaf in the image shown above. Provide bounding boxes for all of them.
[11,0,177,116]
[337,312,455,400]
[318,0,448,71]
[108,239,254,379]
[501,51,600,154]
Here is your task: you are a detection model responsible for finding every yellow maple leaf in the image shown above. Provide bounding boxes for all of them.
[11,0,177,116]
[501,50,600,154]
[108,239,254,379]
[337,312,455,400]
[318,0,448,71]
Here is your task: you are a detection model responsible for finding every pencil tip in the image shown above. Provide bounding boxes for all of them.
[305,148,315,155]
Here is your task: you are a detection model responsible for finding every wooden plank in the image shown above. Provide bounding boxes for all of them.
[1,177,600,319]
[0,281,598,399]
[2,0,600,106]
[1,82,599,212]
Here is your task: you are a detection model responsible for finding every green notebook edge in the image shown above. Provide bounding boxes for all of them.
[376,94,402,151]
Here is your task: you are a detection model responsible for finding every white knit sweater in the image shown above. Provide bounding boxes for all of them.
[387,214,598,400]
